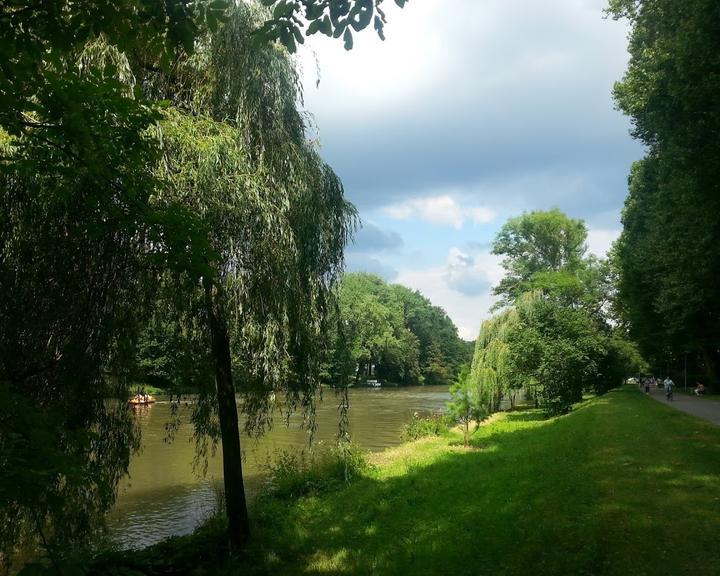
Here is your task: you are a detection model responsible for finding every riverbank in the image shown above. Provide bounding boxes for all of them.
[74,386,720,574]
[108,386,451,547]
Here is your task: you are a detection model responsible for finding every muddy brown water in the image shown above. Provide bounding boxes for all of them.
[107,386,450,548]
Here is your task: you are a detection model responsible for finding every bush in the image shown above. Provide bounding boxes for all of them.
[401,412,452,441]
[261,442,372,500]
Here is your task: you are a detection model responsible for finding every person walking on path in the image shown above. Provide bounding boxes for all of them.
[644,378,651,394]
[663,376,674,401]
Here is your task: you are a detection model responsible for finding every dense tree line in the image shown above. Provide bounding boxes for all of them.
[136,272,472,390]
[453,210,645,418]
[1,0,407,564]
[609,0,720,387]
[323,273,472,387]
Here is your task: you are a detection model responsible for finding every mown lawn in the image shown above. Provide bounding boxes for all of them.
[239,386,720,576]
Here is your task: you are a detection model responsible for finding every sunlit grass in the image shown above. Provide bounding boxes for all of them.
[244,386,720,575]
[98,386,720,575]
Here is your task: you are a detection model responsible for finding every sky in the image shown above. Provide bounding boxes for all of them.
[298,0,643,340]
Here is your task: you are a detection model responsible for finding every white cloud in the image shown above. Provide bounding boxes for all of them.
[396,265,494,341]
[444,248,490,296]
[298,0,641,225]
[345,253,398,281]
[383,195,496,229]
[294,0,637,337]
[393,246,504,340]
[586,228,621,258]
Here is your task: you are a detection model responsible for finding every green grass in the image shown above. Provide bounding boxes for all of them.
[99,386,720,575]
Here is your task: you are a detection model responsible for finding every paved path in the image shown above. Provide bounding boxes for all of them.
[644,383,720,425]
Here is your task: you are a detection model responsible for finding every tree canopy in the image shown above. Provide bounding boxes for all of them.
[1,0,402,562]
[609,0,720,385]
[470,210,645,415]
[323,273,471,387]
[491,208,588,305]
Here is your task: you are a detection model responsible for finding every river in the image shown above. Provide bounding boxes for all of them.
[107,385,450,548]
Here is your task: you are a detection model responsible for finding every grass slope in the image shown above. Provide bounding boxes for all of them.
[244,386,720,575]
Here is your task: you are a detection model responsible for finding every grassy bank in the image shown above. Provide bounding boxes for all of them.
[96,386,720,575]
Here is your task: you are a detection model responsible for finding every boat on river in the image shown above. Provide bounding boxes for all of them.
[128,393,156,406]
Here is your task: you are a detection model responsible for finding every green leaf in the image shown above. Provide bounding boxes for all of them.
[319,15,332,35]
[374,15,385,41]
[343,28,353,50]
[307,19,322,35]
[292,25,305,45]
[350,0,373,31]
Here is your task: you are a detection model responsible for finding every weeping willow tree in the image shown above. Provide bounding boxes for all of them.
[469,310,518,413]
[469,292,539,412]
[0,55,162,566]
[1,0,387,563]
[135,3,356,548]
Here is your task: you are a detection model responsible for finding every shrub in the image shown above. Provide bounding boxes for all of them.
[261,442,372,500]
[401,412,452,441]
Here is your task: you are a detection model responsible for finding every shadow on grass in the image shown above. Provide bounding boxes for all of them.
[240,388,720,576]
[500,409,547,423]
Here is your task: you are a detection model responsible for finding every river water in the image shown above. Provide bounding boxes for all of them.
[107,385,450,548]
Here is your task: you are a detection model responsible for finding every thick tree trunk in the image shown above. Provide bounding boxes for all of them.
[204,281,250,550]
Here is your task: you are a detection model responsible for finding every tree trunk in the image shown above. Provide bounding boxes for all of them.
[204,280,250,550]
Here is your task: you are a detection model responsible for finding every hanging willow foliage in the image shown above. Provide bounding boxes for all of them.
[140,4,357,546]
[470,310,517,413]
[0,98,153,561]
[469,292,539,412]
[145,1,356,440]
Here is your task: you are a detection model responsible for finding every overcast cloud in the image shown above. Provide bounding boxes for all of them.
[300,0,642,339]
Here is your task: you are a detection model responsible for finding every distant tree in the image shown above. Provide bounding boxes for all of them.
[327,273,466,387]
[597,335,648,395]
[509,296,606,415]
[471,209,636,416]
[492,209,588,305]
[335,273,411,383]
[424,341,453,386]
[390,284,471,381]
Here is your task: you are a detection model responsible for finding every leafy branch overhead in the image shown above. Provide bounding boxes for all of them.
[258,0,408,52]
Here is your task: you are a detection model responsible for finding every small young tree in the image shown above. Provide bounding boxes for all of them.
[448,364,485,447]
